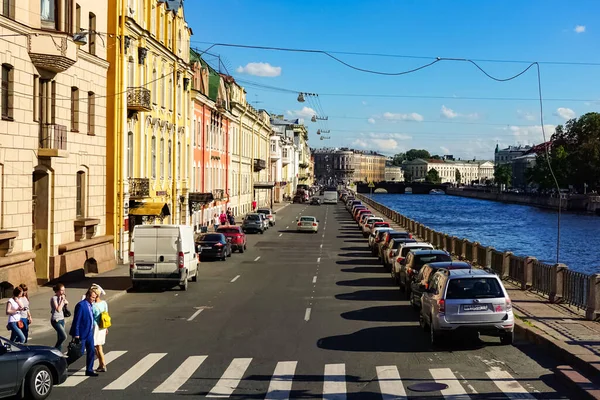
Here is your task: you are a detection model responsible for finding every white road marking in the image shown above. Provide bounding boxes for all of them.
[60,351,127,387]
[104,353,167,390]
[206,358,253,398]
[254,256,261,262]
[286,226,289,229]
[313,276,317,283]
[377,366,407,399]
[304,307,312,321]
[279,233,283,237]
[265,361,297,400]
[323,363,346,400]
[153,355,208,393]
[430,368,471,399]
[187,308,204,321]
[320,244,323,249]
[230,275,240,283]
[322,234,325,238]
[317,257,321,263]
[486,369,535,399]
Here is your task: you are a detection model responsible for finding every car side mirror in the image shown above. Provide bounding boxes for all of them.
[0,343,9,355]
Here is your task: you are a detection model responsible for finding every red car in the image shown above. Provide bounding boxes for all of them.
[216,226,247,253]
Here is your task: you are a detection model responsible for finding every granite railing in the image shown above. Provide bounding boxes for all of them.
[355,193,600,321]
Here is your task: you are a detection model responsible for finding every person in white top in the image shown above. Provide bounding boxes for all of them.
[90,284,109,373]
[5,286,26,343]
[18,284,32,343]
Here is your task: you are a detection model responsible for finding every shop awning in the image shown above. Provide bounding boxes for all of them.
[253,181,276,189]
[129,203,171,217]
[189,192,214,204]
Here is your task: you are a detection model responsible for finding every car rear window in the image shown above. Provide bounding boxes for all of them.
[300,217,315,222]
[199,234,222,241]
[218,228,240,234]
[401,246,432,257]
[246,215,260,221]
[446,278,504,299]
[257,209,270,214]
[415,254,452,269]
[391,239,415,249]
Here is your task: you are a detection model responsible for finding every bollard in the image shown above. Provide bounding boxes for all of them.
[461,239,469,261]
[451,237,459,256]
[485,246,494,269]
[550,263,568,303]
[502,251,512,279]
[472,242,480,265]
[524,256,536,290]
[585,274,600,321]
[443,234,450,252]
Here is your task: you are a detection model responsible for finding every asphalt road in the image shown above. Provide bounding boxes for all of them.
[31,201,574,399]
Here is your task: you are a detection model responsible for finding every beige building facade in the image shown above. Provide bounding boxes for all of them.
[0,0,114,292]
[403,158,494,184]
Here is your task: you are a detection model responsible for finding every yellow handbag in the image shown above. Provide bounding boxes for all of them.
[99,310,111,329]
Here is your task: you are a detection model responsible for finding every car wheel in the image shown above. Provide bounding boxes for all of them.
[180,277,188,291]
[221,256,226,261]
[500,331,514,345]
[419,313,428,331]
[239,247,244,253]
[25,364,53,400]
[260,230,264,234]
[430,317,442,346]
[191,270,198,282]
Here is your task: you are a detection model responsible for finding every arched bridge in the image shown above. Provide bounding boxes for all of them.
[356,182,448,194]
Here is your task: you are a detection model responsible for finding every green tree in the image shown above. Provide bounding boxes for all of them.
[405,149,431,161]
[455,169,462,184]
[403,170,413,182]
[494,164,512,187]
[425,168,441,184]
[391,152,406,166]
[430,154,442,160]
[526,145,570,189]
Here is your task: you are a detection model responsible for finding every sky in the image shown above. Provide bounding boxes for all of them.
[184,0,600,160]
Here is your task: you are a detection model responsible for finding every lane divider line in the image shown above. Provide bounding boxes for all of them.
[254,256,261,262]
[230,275,241,283]
[304,307,312,321]
[317,257,321,263]
[313,276,317,283]
[279,233,283,237]
[187,309,204,321]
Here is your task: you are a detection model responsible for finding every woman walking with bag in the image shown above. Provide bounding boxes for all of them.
[50,283,69,351]
[18,284,32,343]
[90,284,110,372]
[5,287,26,343]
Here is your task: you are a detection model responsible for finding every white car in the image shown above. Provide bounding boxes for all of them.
[392,242,434,280]
[362,217,384,235]
[368,226,393,249]
[257,208,276,226]
[296,216,319,233]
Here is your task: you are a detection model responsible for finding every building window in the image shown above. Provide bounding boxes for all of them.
[76,171,85,218]
[152,67,157,103]
[150,5,155,35]
[128,57,135,86]
[168,77,172,110]
[65,0,74,34]
[160,138,164,179]
[167,19,172,49]
[127,131,134,178]
[33,75,39,122]
[168,139,172,179]
[177,141,181,179]
[71,87,79,131]
[151,136,156,178]
[87,92,95,135]
[2,0,14,19]
[40,0,57,28]
[1,64,13,120]
[75,3,81,32]
[88,13,96,55]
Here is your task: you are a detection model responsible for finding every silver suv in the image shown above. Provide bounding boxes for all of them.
[419,268,514,346]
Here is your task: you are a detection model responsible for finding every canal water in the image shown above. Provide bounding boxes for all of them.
[373,193,600,274]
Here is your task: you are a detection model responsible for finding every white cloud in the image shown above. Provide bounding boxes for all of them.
[235,62,282,77]
[367,132,412,140]
[382,112,424,122]
[440,146,450,154]
[574,25,586,33]
[367,118,376,124]
[505,124,556,139]
[555,107,576,120]
[370,139,399,151]
[286,106,317,119]
[352,139,369,148]
[362,101,368,106]
[351,132,412,153]
[517,110,536,121]
[441,105,478,119]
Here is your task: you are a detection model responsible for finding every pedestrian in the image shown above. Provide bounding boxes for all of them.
[69,287,98,377]
[213,213,219,231]
[50,283,68,351]
[90,284,109,373]
[18,284,32,343]
[227,209,235,225]
[5,286,26,343]
[219,210,228,226]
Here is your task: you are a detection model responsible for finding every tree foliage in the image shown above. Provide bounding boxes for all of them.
[455,169,462,184]
[425,168,441,184]
[526,145,570,189]
[494,164,512,187]
[406,149,431,161]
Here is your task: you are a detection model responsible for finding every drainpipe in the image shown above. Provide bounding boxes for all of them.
[237,104,248,211]
[250,116,259,208]
[117,0,126,262]
[171,65,177,224]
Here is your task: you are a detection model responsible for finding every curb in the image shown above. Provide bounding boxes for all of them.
[555,365,600,400]
[28,288,130,338]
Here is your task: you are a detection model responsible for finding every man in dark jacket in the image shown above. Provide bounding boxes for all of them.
[69,288,98,376]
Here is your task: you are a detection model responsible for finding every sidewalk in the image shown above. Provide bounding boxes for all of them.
[1,264,131,339]
[359,196,600,397]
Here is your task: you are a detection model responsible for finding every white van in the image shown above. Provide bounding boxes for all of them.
[323,190,338,204]
[130,224,199,291]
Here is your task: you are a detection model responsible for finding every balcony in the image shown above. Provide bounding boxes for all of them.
[215,98,227,112]
[282,153,291,166]
[212,189,225,201]
[253,159,267,172]
[39,124,68,158]
[129,178,150,199]
[28,33,78,73]
[299,162,309,169]
[127,88,152,112]
[270,148,281,161]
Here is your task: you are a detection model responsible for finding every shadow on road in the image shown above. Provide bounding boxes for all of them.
[336,289,401,301]
[336,277,397,287]
[338,252,374,258]
[344,239,368,244]
[317,326,428,352]
[341,305,416,322]
[341,266,388,274]
[340,246,371,252]
[336,259,381,266]
[55,273,132,292]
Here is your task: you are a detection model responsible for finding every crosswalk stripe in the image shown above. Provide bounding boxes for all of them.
[430,368,471,399]
[59,350,127,387]
[206,357,253,398]
[103,353,167,391]
[486,369,536,399]
[152,355,208,394]
[376,366,407,399]
[264,361,297,400]
[323,363,346,400]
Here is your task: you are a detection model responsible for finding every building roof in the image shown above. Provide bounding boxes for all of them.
[158,0,183,11]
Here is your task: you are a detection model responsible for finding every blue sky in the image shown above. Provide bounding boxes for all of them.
[185,0,600,160]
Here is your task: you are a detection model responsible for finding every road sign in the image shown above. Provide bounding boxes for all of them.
[368,181,375,188]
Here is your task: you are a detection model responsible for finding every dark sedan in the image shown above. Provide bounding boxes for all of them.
[310,197,321,205]
[196,233,232,261]
[0,336,68,399]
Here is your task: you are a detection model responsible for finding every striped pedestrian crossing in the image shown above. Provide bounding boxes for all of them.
[55,351,553,398]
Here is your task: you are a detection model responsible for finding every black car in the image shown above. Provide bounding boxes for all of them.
[310,197,321,205]
[0,336,68,399]
[409,261,472,310]
[196,233,232,261]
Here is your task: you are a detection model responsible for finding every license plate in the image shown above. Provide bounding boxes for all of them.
[202,247,212,250]
[463,304,489,312]
[136,265,153,270]
[303,223,312,226]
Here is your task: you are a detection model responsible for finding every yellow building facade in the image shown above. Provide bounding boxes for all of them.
[107,0,192,262]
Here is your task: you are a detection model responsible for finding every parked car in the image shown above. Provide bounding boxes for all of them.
[420,268,514,346]
[396,250,452,295]
[369,227,393,249]
[310,197,321,205]
[357,212,374,226]
[369,221,391,236]
[410,261,472,310]
[257,208,276,226]
[258,213,270,230]
[362,217,384,236]
[296,216,319,233]
[130,224,199,291]
[293,193,305,203]
[377,231,413,260]
[372,229,393,254]
[354,209,371,223]
[391,242,435,286]
[242,213,265,234]
[196,233,232,261]
[382,238,417,269]
[216,225,247,253]
[0,336,68,400]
